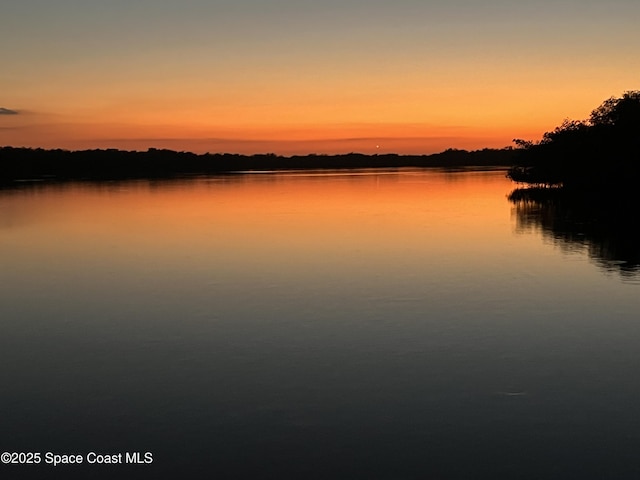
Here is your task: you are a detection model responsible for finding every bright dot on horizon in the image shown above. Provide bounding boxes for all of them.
[376,145,380,149]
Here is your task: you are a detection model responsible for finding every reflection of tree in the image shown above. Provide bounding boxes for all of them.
[509,187,640,280]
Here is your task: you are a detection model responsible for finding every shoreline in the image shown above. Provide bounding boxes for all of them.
[0,146,515,184]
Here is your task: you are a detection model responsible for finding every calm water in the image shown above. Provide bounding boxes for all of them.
[1,168,639,479]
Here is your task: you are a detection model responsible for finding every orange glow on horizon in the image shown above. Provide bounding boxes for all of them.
[1,64,617,155]
[2,0,638,156]
[0,114,547,155]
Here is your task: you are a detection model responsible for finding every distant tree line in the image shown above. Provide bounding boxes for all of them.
[0,147,516,184]
[508,91,640,189]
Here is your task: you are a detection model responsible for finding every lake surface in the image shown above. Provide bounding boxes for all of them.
[1,168,639,479]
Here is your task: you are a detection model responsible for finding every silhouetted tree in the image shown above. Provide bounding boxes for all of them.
[589,91,640,128]
[508,91,640,189]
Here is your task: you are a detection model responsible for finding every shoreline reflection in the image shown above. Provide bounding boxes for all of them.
[510,186,640,280]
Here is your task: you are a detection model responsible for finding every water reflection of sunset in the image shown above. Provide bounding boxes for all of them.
[0,171,518,291]
[3,169,638,479]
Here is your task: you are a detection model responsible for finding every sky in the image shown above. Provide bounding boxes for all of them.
[1,0,639,155]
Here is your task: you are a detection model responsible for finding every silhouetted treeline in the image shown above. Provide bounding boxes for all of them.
[0,147,515,184]
[509,186,640,279]
[508,91,640,190]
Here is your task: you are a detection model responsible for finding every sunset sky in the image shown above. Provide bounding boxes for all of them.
[1,0,639,155]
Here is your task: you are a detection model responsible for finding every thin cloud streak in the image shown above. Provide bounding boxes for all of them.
[0,107,19,115]
[73,135,510,156]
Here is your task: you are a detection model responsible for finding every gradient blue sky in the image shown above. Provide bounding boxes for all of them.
[1,0,639,153]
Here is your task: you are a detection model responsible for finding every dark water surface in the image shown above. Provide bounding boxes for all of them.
[1,169,639,479]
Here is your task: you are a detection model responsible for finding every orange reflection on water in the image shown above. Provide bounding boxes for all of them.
[0,170,515,280]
